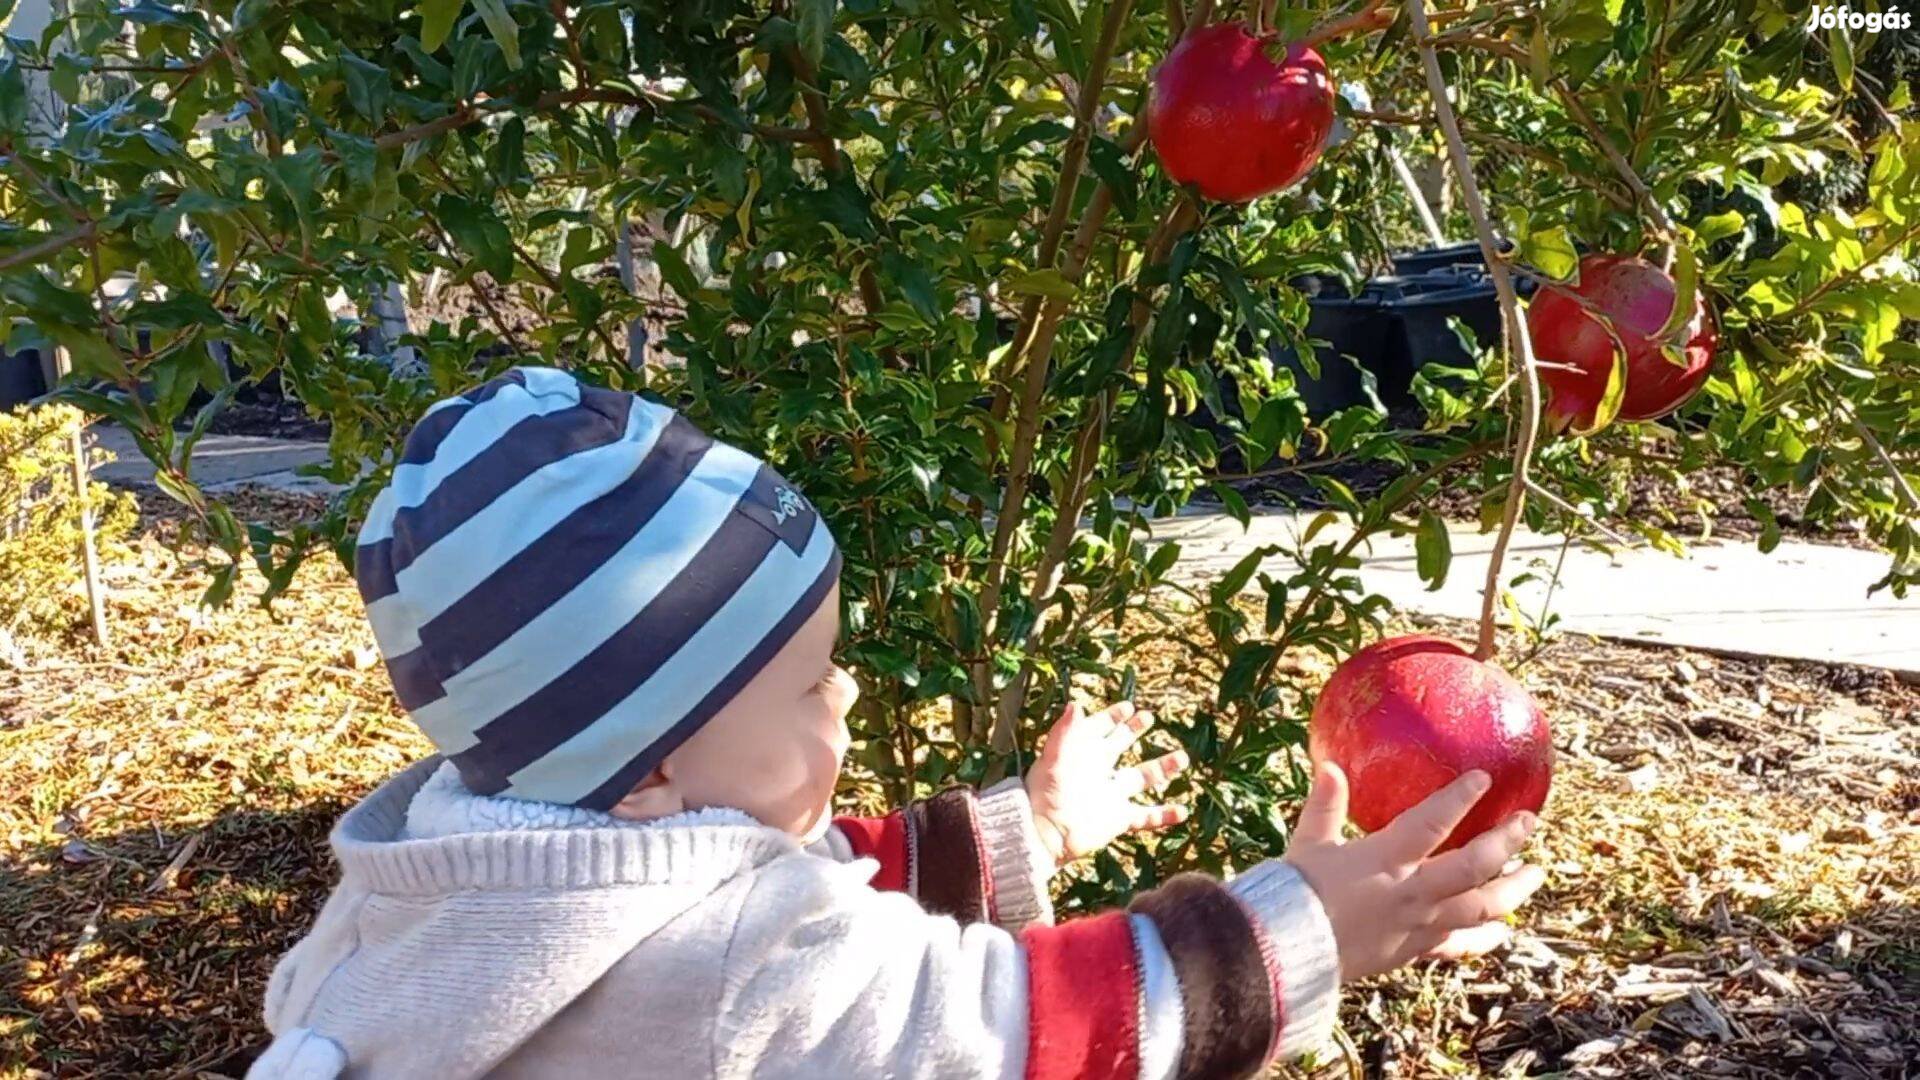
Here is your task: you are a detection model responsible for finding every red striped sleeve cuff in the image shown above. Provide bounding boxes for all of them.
[829,811,909,893]
[1021,911,1142,1080]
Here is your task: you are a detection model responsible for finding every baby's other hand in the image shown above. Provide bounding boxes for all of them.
[1284,762,1545,982]
[1025,701,1190,865]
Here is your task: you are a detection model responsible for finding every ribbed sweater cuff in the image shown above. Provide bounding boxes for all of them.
[976,779,1056,929]
[1227,860,1341,1064]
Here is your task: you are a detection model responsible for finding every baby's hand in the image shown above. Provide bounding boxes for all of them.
[1025,701,1190,865]
[1285,762,1545,982]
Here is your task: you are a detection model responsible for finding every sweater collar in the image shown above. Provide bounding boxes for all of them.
[333,758,801,897]
[402,759,762,839]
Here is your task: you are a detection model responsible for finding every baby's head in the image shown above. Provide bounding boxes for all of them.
[354,367,855,841]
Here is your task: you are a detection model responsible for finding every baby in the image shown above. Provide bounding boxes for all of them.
[249,367,1542,1079]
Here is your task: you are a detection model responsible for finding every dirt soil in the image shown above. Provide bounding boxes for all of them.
[0,490,1913,1079]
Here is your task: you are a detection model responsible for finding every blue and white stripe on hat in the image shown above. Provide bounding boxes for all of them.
[354,367,842,810]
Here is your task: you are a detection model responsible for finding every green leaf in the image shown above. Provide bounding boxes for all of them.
[1415,509,1451,591]
[1211,482,1251,529]
[796,0,836,68]
[472,0,521,69]
[181,383,237,470]
[1695,210,1745,244]
[881,251,939,324]
[436,194,515,281]
[1828,26,1853,94]
[1213,544,1278,604]
[420,0,463,52]
[341,52,391,122]
[1218,642,1276,705]
[1657,245,1698,348]
[1003,267,1078,300]
[1086,136,1137,217]
[560,226,595,278]
[1519,225,1580,281]
[651,241,704,302]
[1743,498,1781,553]
[1,271,97,326]
[1301,509,1340,546]
[0,60,29,130]
[491,115,526,189]
[1528,19,1551,91]
[1146,541,1181,581]
[1574,344,1627,435]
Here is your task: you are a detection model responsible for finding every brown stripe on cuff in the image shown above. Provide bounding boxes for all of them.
[1128,873,1278,1079]
[905,787,992,924]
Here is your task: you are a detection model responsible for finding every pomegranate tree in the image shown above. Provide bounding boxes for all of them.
[1148,23,1335,203]
[1309,636,1553,852]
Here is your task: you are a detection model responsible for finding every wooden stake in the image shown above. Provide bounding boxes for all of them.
[51,347,110,649]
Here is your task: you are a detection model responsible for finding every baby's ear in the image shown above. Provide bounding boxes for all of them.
[607,768,683,822]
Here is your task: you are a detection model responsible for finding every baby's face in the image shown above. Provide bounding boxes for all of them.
[663,584,857,841]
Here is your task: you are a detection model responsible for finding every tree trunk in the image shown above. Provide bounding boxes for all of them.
[614,216,656,370]
[1416,148,1453,226]
[10,0,69,138]
[365,281,418,372]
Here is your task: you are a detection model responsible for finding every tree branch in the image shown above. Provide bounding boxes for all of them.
[1849,410,1920,518]
[1781,218,1920,320]
[0,223,96,273]
[974,0,1139,628]
[1440,32,1676,240]
[1301,0,1394,51]
[778,43,888,317]
[1407,0,1542,662]
[988,200,1201,751]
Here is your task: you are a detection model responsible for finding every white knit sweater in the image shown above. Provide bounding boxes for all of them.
[248,758,1339,1079]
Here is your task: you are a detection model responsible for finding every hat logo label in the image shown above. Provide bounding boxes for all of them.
[771,485,804,525]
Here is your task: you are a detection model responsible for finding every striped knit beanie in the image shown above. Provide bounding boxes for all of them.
[353,366,842,810]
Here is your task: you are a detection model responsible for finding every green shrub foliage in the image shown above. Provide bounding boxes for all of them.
[2,0,1915,894]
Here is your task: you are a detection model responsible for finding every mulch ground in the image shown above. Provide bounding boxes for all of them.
[1,489,1913,1079]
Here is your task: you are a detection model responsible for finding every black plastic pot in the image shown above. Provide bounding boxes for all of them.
[0,347,47,410]
[1392,270,1503,362]
[1268,290,1392,415]
[1391,239,1515,276]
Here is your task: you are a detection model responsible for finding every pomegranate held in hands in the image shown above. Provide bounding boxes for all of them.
[1148,23,1336,203]
[1527,253,1718,433]
[1309,635,1552,853]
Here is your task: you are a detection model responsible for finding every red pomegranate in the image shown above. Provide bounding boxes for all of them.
[1148,23,1336,203]
[1309,635,1552,852]
[1527,253,1718,433]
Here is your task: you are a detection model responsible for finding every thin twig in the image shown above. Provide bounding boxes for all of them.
[0,222,96,273]
[1300,0,1393,51]
[1845,409,1920,518]
[1524,478,1634,547]
[1781,218,1920,320]
[779,40,888,318]
[1407,0,1542,662]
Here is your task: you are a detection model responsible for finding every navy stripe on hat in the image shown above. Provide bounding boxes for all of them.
[451,490,786,795]
[356,386,636,604]
[574,546,842,811]
[396,369,528,466]
[355,366,843,808]
[411,413,712,688]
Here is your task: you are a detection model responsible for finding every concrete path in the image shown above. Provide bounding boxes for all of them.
[85,424,1918,676]
[1147,508,1920,677]
[89,425,341,494]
